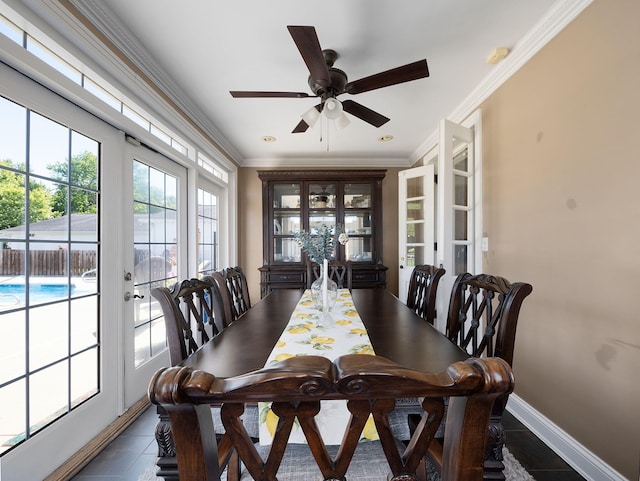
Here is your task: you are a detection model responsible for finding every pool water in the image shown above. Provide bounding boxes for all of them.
[0,283,77,307]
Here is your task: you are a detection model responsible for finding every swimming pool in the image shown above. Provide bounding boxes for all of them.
[0,282,79,308]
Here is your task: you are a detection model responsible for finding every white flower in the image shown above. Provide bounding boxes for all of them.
[338,232,349,245]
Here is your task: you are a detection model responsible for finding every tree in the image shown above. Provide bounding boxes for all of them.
[0,160,54,230]
[48,150,98,215]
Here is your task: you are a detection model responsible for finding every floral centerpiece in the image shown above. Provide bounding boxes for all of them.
[294,224,348,312]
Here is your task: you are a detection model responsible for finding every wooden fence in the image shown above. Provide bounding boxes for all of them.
[0,249,97,276]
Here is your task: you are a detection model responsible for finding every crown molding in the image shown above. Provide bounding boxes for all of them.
[241,156,412,169]
[410,0,593,163]
[63,0,243,165]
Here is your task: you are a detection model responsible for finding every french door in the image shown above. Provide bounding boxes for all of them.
[122,145,186,407]
[399,113,481,332]
[397,163,436,303]
[435,116,481,329]
[0,61,122,481]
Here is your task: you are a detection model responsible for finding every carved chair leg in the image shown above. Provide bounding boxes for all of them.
[483,413,506,481]
[483,394,509,480]
[155,406,179,481]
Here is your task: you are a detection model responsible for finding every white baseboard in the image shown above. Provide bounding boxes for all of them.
[506,394,628,481]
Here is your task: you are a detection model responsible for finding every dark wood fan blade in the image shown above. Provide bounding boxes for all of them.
[230,91,312,98]
[292,119,310,133]
[287,26,330,87]
[342,100,390,128]
[345,59,429,95]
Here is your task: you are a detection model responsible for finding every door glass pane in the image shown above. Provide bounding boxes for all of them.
[454,210,468,240]
[0,311,26,384]
[29,361,68,435]
[407,221,425,244]
[197,188,217,276]
[70,348,98,408]
[407,199,424,221]
[0,379,25,450]
[132,160,176,367]
[70,131,99,190]
[453,146,469,172]
[454,174,468,207]
[70,296,97,354]
[406,246,424,267]
[0,95,27,165]
[29,303,68,370]
[406,177,423,198]
[29,112,67,178]
[454,244,468,275]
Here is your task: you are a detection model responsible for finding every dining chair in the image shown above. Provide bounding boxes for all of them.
[405,264,446,325]
[207,271,236,328]
[222,266,252,320]
[150,354,514,481]
[307,260,353,290]
[151,277,258,481]
[430,272,532,480]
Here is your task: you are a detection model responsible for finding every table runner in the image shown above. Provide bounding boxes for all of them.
[258,289,378,445]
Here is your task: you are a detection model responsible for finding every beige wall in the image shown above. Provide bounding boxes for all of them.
[238,1,639,477]
[478,0,639,478]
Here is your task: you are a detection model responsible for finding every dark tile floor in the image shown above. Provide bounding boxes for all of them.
[71,407,587,480]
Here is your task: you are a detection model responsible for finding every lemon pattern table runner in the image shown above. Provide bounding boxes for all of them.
[259,289,377,445]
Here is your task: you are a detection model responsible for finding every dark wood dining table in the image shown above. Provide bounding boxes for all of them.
[181,287,469,375]
[168,288,506,480]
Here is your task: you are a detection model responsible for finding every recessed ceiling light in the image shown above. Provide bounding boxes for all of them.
[261,135,276,142]
[378,135,394,142]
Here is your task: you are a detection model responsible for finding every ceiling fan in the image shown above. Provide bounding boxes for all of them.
[230,26,429,133]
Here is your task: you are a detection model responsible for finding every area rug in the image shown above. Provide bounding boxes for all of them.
[137,447,535,481]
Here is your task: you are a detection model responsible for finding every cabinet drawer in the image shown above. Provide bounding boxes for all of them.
[268,272,304,283]
[352,271,379,283]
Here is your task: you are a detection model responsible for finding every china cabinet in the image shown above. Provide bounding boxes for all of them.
[258,170,387,297]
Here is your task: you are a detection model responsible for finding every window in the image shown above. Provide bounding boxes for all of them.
[197,188,218,276]
[0,96,100,455]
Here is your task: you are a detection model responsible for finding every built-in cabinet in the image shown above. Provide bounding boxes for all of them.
[258,170,388,297]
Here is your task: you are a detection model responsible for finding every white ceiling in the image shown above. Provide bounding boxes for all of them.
[68,0,561,167]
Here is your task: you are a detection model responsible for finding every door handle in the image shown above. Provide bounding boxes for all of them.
[124,291,144,301]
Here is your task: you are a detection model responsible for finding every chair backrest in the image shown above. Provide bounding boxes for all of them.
[151,277,228,366]
[150,354,514,481]
[221,266,251,320]
[205,272,236,327]
[405,264,446,324]
[445,273,533,367]
[307,261,353,290]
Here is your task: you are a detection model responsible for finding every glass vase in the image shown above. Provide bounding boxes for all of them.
[310,259,338,312]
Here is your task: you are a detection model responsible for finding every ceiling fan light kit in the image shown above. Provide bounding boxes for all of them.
[322,97,342,119]
[301,105,321,128]
[230,25,429,134]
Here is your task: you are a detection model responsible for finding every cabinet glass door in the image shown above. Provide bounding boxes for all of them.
[344,183,372,262]
[308,183,336,231]
[272,183,301,263]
